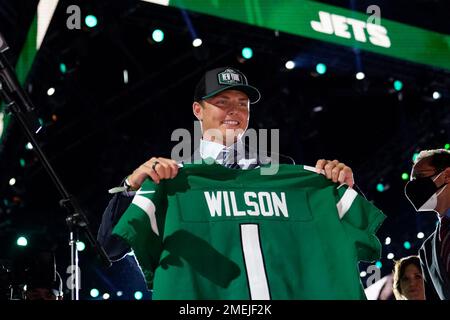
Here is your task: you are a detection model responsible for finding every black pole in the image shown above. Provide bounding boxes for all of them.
[0,35,111,300]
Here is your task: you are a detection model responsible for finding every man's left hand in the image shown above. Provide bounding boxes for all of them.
[315,159,354,188]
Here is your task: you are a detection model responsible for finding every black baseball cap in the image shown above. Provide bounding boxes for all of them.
[194,67,261,104]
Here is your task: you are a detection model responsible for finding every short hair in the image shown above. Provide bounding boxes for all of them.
[413,149,450,171]
[392,255,422,300]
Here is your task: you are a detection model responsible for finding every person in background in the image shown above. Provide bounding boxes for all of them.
[404,149,450,300]
[392,255,425,300]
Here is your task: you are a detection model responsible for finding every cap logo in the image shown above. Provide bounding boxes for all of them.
[218,69,244,85]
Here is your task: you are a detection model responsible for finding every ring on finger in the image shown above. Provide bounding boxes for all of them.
[151,161,160,171]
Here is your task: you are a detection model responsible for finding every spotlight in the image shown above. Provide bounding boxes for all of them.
[385,237,391,245]
[16,236,28,247]
[9,178,16,186]
[241,47,253,60]
[432,91,441,100]
[192,38,202,47]
[401,173,409,181]
[417,232,424,239]
[376,183,385,192]
[59,63,67,74]
[85,15,98,28]
[445,143,450,150]
[76,241,86,252]
[123,70,129,84]
[90,288,100,298]
[47,88,55,96]
[356,72,365,80]
[134,291,143,300]
[387,253,394,260]
[393,80,403,91]
[375,261,382,268]
[316,63,327,75]
[360,271,367,277]
[102,293,110,300]
[412,152,419,162]
[152,29,164,43]
[403,241,411,249]
[285,60,295,70]
[313,106,323,113]
[26,142,33,150]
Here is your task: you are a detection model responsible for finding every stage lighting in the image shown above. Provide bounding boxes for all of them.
[412,152,419,162]
[192,38,202,47]
[387,253,394,260]
[26,142,33,150]
[401,173,409,180]
[360,271,367,277]
[134,291,143,300]
[356,72,365,80]
[90,288,99,298]
[123,70,129,84]
[403,241,411,249]
[19,159,25,167]
[102,293,110,300]
[242,47,253,60]
[117,291,123,297]
[85,15,98,28]
[376,183,385,192]
[432,91,441,100]
[316,63,326,74]
[375,261,382,268]
[417,232,424,239]
[152,29,164,42]
[385,237,391,245]
[76,241,86,252]
[285,61,295,70]
[16,236,28,247]
[393,80,403,91]
[445,143,450,150]
[59,63,67,74]
[9,178,16,186]
[313,106,323,112]
[47,88,55,96]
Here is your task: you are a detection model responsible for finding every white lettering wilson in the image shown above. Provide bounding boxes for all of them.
[310,11,391,48]
[204,191,288,218]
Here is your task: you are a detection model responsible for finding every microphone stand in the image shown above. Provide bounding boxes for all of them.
[0,35,111,300]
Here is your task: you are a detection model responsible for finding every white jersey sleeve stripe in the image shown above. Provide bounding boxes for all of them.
[132,195,159,236]
[336,188,358,219]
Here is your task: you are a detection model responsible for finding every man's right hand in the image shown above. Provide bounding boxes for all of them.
[127,157,179,190]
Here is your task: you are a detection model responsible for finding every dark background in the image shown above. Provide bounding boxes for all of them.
[0,0,449,299]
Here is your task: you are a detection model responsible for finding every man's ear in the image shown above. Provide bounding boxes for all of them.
[193,102,203,121]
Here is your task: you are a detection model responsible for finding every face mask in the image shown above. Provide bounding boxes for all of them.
[404,171,447,211]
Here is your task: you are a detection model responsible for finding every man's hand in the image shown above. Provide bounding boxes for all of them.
[315,159,354,188]
[127,157,179,190]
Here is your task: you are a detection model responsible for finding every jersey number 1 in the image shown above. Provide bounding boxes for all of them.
[240,224,271,300]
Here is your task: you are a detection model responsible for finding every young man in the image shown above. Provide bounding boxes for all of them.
[98,67,355,261]
[405,149,450,300]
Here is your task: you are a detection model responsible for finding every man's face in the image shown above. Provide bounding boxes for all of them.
[193,90,250,146]
[411,160,439,180]
[411,159,450,213]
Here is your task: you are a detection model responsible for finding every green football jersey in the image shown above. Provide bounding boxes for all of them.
[112,163,385,300]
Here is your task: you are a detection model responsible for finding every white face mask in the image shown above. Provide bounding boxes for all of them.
[418,175,447,211]
[418,193,438,211]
